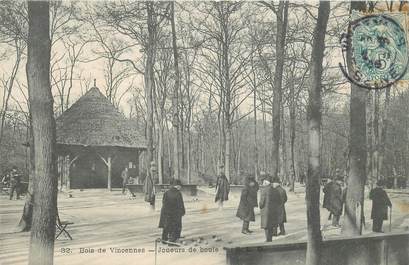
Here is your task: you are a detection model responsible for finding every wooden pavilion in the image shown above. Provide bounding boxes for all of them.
[56,86,147,190]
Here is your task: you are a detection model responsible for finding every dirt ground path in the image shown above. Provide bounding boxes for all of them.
[1,187,408,265]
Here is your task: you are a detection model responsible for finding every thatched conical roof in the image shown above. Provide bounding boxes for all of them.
[56,87,147,149]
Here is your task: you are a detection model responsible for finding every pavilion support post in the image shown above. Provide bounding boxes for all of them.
[95,151,112,191]
[136,150,140,183]
[65,156,70,190]
[107,156,112,191]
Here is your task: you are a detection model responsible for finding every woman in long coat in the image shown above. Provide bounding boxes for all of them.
[159,179,185,243]
[236,176,259,234]
[260,177,283,242]
[215,167,230,209]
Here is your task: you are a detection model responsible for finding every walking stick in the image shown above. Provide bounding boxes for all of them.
[389,206,392,232]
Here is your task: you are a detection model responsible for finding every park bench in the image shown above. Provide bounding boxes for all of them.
[55,211,73,240]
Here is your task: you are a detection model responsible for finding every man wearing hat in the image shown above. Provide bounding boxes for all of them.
[215,164,230,210]
[260,176,283,242]
[369,180,392,232]
[159,179,185,243]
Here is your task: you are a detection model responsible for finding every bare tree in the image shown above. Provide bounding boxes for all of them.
[170,1,181,180]
[261,1,289,179]
[0,0,27,150]
[305,2,330,265]
[342,0,368,237]
[27,1,57,265]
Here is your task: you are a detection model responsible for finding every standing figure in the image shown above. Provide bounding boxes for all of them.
[369,180,392,233]
[144,161,157,209]
[260,176,283,242]
[159,179,185,243]
[275,179,287,235]
[9,167,21,200]
[215,165,230,210]
[323,176,343,226]
[323,178,335,220]
[236,176,259,234]
[121,167,129,194]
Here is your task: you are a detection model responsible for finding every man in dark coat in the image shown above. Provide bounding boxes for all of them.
[275,179,287,235]
[9,167,21,200]
[260,177,283,242]
[215,165,230,209]
[323,176,343,226]
[369,180,392,233]
[159,179,185,243]
[236,176,259,234]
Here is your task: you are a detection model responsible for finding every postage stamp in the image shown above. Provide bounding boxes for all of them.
[345,11,409,89]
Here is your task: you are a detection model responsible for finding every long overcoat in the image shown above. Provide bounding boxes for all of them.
[143,175,155,204]
[369,187,392,220]
[215,174,230,202]
[260,185,283,229]
[236,183,259,222]
[276,185,287,223]
[159,187,186,230]
[323,181,343,215]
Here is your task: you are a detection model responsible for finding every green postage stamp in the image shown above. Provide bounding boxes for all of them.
[348,11,409,89]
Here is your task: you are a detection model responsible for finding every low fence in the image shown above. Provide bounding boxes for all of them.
[224,232,409,265]
[126,184,198,196]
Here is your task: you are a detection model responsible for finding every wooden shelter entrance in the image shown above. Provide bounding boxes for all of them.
[56,86,147,190]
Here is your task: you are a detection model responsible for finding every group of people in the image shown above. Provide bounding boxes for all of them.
[323,169,393,233]
[235,173,288,242]
[158,166,289,244]
[1,167,22,200]
[157,165,394,245]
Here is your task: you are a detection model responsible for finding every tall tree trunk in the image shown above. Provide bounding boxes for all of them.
[252,55,259,180]
[305,2,329,265]
[262,95,267,171]
[170,2,180,180]
[372,90,380,181]
[290,75,296,192]
[271,1,289,179]
[225,124,231,181]
[281,106,288,185]
[157,125,163,184]
[366,91,374,188]
[342,1,368,237]
[187,128,191,184]
[379,86,390,177]
[27,2,58,265]
[221,3,231,181]
[144,2,156,170]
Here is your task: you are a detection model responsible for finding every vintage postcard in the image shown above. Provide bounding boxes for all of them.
[0,1,408,265]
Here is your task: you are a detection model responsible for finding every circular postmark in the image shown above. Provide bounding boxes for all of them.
[347,14,409,89]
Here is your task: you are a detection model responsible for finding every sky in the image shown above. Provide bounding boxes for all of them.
[1,1,408,122]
